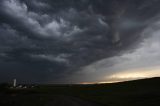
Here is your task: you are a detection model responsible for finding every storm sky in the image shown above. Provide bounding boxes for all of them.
[0,0,160,84]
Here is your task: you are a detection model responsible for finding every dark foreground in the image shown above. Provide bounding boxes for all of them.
[0,77,160,106]
[0,94,103,106]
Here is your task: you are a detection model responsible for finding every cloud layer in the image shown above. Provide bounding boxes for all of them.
[0,0,160,83]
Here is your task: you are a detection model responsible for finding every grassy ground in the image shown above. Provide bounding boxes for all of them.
[0,77,160,106]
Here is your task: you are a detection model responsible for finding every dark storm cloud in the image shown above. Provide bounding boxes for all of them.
[0,0,160,83]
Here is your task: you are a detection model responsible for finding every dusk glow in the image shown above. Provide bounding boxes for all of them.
[107,68,160,81]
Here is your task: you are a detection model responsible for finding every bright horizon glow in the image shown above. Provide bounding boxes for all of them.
[80,67,160,84]
[104,67,160,82]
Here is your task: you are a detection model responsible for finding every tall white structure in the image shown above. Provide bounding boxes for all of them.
[13,79,16,87]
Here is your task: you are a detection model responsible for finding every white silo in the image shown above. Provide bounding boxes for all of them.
[13,79,16,87]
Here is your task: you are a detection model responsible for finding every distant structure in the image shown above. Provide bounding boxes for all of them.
[13,79,17,87]
[10,79,36,89]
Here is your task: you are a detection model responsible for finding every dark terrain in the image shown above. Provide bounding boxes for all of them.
[0,77,160,106]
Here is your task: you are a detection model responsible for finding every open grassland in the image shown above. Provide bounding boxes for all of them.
[0,77,160,106]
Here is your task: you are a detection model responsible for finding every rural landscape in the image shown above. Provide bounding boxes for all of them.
[0,0,160,105]
[0,77,160,106]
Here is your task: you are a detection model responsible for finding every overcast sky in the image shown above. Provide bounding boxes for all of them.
[0,0,160,84]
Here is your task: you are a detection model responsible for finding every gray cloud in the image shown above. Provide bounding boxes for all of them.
[74,21,160,83]
[1,0,67,38]
[0,0,160,83]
